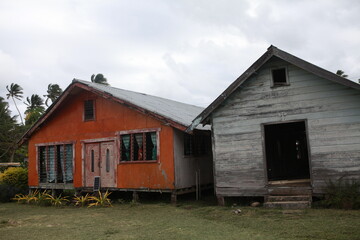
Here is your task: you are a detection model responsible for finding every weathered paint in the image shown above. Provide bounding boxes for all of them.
[211,57,360,197]
[28,87,176,190]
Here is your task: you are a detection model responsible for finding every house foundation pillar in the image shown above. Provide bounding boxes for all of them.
[217,195,225,206]
[171,193,177,204]
[132,191,139,202]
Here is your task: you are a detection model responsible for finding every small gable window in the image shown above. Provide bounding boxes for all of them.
[84,100,95,121]
[271,67,289,87]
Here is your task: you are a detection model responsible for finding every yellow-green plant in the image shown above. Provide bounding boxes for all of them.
[88,191,112,208]
[1,167,28,189]
[35,190,52,206]
[12,193,27,204]
[73,193,90,207]
[0,172,4,183]
[45,193,69,207]
[26,190,40,204]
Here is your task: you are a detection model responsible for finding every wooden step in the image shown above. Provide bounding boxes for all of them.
[268,186,312,196]
[264,201,311,209]
[265,195,312,202]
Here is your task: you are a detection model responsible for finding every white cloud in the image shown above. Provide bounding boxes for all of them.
[0,0,359,121]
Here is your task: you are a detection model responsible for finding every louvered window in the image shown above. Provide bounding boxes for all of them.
[120,131,158,162]
[38,144,73,183]
[84,100,95,121]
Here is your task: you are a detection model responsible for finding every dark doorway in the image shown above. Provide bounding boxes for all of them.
[264,121,310,181]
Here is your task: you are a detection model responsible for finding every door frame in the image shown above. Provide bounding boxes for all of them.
[261,119,312,186]
[81,137,117,187]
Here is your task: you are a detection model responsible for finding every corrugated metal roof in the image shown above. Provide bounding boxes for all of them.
[74,79,209,130]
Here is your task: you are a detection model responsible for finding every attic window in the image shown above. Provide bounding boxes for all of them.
[84,100,95,121]
[271,67,289,87]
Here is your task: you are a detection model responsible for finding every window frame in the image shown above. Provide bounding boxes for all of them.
[118,128,160,164]
[183,132,211,157]
[83,99,96,121]
[270,67,289,87]
[35,141,75,184]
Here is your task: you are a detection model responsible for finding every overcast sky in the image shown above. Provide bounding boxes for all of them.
[1,0,360,122]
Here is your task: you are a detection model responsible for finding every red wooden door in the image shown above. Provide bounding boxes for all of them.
[100,142,116,187]
[85,143,100,187]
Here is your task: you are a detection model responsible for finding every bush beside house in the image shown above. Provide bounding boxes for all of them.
[0,167,28,202]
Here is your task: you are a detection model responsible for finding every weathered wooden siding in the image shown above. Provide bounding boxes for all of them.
[173,129,213,189]
[212,57,360,196]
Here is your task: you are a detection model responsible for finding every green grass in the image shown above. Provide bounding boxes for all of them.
[0,201,359,240]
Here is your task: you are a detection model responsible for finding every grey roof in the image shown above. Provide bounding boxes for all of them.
[19,78,209,145]
[189,45,360,130]
[74,79,209,130]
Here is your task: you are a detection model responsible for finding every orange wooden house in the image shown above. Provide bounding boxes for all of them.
[20,79,213,201]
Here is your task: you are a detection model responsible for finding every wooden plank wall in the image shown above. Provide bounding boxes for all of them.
[212,57,360,196]
[173,129,213,189]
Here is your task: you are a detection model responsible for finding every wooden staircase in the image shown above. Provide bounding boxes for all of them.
[264,180,312,209]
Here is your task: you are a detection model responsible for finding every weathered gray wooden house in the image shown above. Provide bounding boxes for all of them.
[190,46,360,207]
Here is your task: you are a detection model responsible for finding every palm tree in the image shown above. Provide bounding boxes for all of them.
[336,70,348,78]
[43,84,63,107]
[91,73,109,85]
[6,83,24,125]
[24,94,45,126]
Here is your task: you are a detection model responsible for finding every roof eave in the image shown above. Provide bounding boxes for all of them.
[19,80,189,145]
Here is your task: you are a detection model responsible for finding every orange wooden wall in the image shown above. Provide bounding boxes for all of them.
[28,87,175,190]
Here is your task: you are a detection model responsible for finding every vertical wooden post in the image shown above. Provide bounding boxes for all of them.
[132,191,139,202]
[217,195,225,206]
[171,192,177,204]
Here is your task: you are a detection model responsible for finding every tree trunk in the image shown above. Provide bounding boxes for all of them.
[12,97,24,125]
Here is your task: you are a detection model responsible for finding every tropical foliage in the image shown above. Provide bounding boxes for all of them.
[13,190,114,207]
[0,167,28,189]
[43,84,63,107]
[24,94,45,126]
[6,83,24,125]
[88,191,112,207]
[73,193,90,207]
[336,69,348,78]
[91,73,109,85]
[0,97,23,162]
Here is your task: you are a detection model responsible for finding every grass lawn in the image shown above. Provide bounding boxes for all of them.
[0,200,359,240]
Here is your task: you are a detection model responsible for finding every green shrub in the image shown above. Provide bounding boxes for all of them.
[1,167,28,189]
[322,178,360,210]
[0,183,26,202]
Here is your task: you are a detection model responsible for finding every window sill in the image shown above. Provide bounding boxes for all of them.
[271,83,290,88]
[119,160,158,164]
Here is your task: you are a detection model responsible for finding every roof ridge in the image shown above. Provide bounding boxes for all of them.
[73,78,205,109]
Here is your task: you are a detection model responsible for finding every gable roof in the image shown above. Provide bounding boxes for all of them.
[189,45,360,130]
[19,79,208,145]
